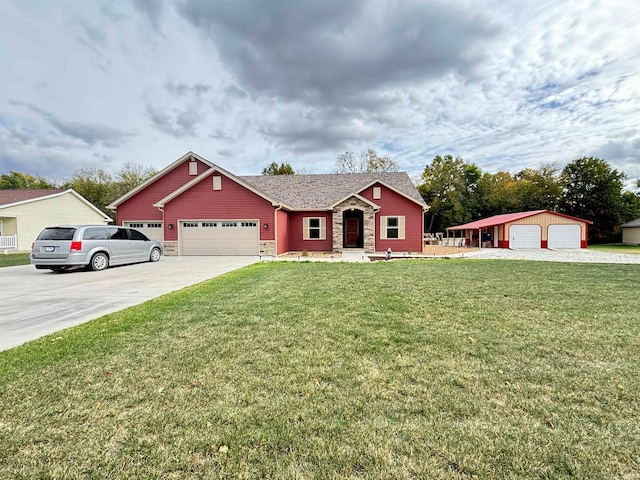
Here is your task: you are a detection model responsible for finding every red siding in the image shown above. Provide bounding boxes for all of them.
[116,159,210,229]
[277,209,289,255]
[286,211,333,252]
[163,173,276,241]
[360,183,424,252]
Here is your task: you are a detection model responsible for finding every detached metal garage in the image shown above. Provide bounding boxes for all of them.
[180,220,259,255]
[447,210,591,249]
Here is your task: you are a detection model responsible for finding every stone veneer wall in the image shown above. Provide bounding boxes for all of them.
[332,197,376,253]
[163,241,179,256]
[260,241,275,256]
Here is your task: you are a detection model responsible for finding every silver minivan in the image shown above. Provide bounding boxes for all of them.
[30,225,163,272]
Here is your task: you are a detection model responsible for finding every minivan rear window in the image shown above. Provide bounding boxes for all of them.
[37,227,77,241]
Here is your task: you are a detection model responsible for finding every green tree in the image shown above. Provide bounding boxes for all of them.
[335,149,400,173]
[559,157,627,242]
[514,163,562,211]
[262,162,295,175]
[419,155,481,232]
[0,171,56,189]
[63,168,117,219]
[115,162,157,196]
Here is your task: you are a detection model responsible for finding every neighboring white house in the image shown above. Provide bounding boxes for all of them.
[0,189,111,251]
[620,217,640,245]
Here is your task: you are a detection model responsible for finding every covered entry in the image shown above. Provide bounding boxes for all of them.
[343,209,364,248]
[180,220,259,255]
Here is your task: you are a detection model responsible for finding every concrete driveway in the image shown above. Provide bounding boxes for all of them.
[0,256,259,351]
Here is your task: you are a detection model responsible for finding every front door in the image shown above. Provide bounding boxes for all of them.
[346,218,359,247]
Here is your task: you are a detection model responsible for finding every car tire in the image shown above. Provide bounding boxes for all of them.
[149,247,161,263]
[90,252,109,271]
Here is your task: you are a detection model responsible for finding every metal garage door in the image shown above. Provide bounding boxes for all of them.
[509,225,541,249]
[180,220,259,255]
[124,222,164,242]
[548,224,580,249]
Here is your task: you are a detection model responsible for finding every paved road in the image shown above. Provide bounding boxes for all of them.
[0,256,259,351]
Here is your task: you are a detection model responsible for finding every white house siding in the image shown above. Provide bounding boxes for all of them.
[0,192,110,250]
[622,227,640,245]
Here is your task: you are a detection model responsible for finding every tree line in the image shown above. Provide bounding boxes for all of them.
[0,163,157,220]
[2,152,638,241]
[420,155,640,242]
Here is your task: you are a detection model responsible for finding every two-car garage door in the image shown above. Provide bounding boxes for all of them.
[509,224,581,249]
[180,220,259,255]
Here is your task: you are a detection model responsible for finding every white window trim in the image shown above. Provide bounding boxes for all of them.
[373,186,381,200]
[213,176,222,190]
[380,216,405,240]
[189,161,198,176]
[303,217,326,240]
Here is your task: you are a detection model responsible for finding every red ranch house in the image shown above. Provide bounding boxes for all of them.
[107,152,428,256]
[446,210,592,249]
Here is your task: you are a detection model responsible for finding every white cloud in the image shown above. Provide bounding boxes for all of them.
[0,0,638,182]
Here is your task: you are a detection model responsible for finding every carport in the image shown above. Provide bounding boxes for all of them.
[446,210,591,249]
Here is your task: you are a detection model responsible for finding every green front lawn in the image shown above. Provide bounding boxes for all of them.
[589,243,640,254]
[0,252,30,268]
[1,261,638,479]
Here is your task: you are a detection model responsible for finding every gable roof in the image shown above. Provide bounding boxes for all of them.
[0,189,111,221]
[0,189,64,206]
[447,210,592,231]
[153,165,281,208]
[106,151,215,209]
[620,217,640,228]
[241,172,427,210]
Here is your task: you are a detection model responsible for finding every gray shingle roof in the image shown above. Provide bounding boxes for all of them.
[240,172,426,210]
[620,217,640,228]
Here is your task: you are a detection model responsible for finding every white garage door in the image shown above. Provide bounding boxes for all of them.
[180,220,259,255]
[548,224,581,249]
[124,222,164,242]
[510,225,541,249]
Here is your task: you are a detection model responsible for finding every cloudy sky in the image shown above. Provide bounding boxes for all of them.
[1,0,639,184]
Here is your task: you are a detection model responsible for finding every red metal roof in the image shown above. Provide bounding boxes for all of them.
[447,210,591,230]
[0,189,64,207]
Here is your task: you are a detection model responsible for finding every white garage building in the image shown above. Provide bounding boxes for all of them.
[446,210,591,249]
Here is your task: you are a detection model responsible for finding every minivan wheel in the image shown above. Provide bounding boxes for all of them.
[149,247,161,262]
[90,252,109,271]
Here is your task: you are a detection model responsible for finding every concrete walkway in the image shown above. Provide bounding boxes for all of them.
[0,256,259,351]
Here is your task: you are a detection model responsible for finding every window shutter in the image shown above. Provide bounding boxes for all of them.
[399,216,405,239]
[303,217,309,240]
[320,217,326,240]
[380,216,387,240]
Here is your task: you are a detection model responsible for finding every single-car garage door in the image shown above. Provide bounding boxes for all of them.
[180,220,259,255]
[510,225,541,249]
[124,222,164,242]
[548,224,581,249]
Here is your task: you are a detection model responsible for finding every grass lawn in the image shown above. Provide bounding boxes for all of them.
[1,260,638,479]
[0,252,30,268]
[589,244,640,254]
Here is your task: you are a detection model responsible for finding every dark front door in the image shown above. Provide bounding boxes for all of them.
[346,218,359,247]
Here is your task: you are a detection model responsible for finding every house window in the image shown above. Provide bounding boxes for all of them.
[303,217,326,240]
[213,176,222,190]
[380,216,405,240]
[189,161,198,176]
[373,186,381,200]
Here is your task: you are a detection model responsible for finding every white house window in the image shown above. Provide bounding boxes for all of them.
[213,176,222,190]
[303,217,326,240]
[373,186,381,200]
[189,161,198,176]
[380,216,405,239]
